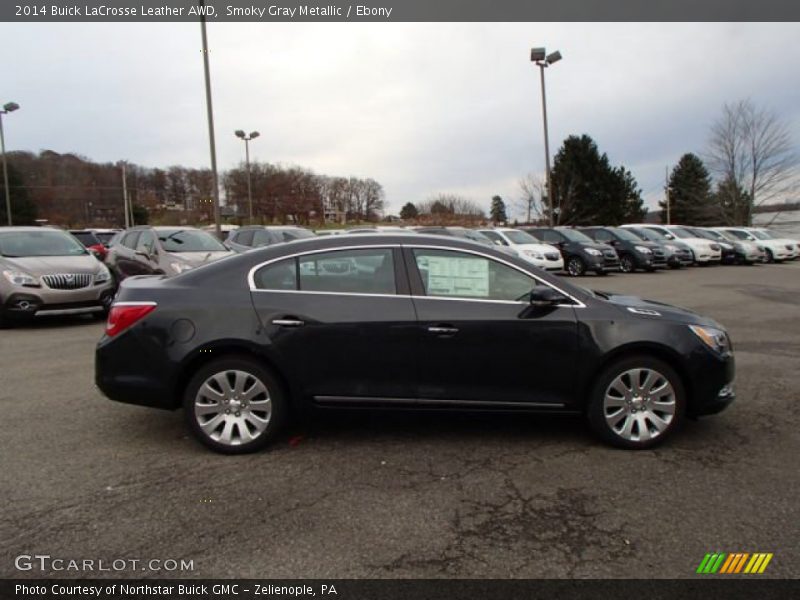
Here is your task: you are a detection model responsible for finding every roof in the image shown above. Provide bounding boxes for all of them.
[0,226,66,233]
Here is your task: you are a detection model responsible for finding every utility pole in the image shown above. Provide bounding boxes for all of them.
[0,102,21,226]
[200,0,221,238]
[665,165,671,225]
[121,162,130,228]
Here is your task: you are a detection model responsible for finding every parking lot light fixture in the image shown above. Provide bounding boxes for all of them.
[1,101,20,226]
[530,47,561,226]
[235,130,260,223]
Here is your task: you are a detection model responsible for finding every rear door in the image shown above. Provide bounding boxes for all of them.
[406,246,579,407]
[249,246,418,402]
[110,231,147,278]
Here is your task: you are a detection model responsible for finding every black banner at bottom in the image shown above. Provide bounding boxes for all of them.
[3,579,800,600]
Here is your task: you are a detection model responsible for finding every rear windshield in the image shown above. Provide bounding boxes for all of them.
[157,229,227,253]
[94,231,118,244]
[279,228,315,241]
[0,230,88,257]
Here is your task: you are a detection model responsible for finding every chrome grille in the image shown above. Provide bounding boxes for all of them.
[42,273,93,290]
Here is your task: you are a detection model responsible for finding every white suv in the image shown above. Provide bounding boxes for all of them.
[622,224,722,264]
[478,228,564,271]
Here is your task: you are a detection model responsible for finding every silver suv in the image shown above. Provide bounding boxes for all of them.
[106,226,234,280]
[0,227,115,326]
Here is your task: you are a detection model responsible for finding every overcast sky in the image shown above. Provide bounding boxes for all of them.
[2,22,799,217]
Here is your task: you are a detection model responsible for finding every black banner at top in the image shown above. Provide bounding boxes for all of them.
[2,0,800,22]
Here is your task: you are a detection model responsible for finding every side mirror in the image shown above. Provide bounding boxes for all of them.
[494,240,504,246]
[529,286,569,307]
[664,234,674,240]
[89,248,102,259]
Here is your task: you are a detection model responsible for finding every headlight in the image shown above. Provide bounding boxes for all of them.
[585,248,602,256]
[634,246,652,254]
[94,265,111,283]
[523,250,544,259]
[170,261,194,274]
[2,269,39,287]
[689,325,732,355]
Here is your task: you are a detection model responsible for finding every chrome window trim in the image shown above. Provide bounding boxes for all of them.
[111,301,158,307]
[247,243,586,308]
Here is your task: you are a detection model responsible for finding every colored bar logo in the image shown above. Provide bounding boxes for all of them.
[696,553,773,574]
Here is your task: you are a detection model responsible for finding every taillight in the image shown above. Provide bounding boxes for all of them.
[105,303,156,337]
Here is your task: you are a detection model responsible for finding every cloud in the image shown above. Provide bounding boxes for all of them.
[2,22,799,216]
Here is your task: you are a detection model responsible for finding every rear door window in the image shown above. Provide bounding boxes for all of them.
[299,249,396,295]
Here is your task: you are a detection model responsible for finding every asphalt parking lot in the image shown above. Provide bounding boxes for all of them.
[2,262,799,579]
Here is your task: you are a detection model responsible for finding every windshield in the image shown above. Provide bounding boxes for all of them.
[94,232,118,245]
[715,230,740,242]
[685,227,714,240]
[504,230,539,244]
[0,230,88,258]
[447,228,493,245]
[559,229,595,243]
[70,231,102,246]
[629,227,664,242]
[700,229,725,241]
[157,229,227,253]
[279,228,315,240]
[609,228,642,242]
[668,227,696,239]
[750,230,774,240]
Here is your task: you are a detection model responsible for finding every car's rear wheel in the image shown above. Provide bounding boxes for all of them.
[566,256,586,277]
[587,356,685,449]
[184,357,287,454]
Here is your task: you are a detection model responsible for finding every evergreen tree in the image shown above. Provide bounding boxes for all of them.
[550,134,644,225]
[489,195,508,223]
[660,153,718,225]
[399,202,418,220]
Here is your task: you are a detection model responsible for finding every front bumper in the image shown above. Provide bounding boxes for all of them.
[1,282,116,319]
[687,351,736,417]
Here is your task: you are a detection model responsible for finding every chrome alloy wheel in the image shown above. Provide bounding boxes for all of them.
[193,370,272,446]
[603,368,676,442]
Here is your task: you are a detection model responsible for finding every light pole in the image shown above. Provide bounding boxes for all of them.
[1,101,20,226]
[530,48,561,226]
[235,130,260,223]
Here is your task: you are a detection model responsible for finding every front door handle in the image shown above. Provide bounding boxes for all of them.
[272,318,305,327]
[428,326,459,335]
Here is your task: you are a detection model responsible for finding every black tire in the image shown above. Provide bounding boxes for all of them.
[765,248,774,263]
[586,355,686,450]
[619,254,636,273]
[183,356,288,454]
[566,256,586,277]
[596,270,609,276]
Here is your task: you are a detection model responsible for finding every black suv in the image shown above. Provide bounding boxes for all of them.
[523,227,620,276]
[580,227,667,273]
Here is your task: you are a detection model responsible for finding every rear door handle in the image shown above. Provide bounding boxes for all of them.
[271,318,305,327]
[427,326,459,335]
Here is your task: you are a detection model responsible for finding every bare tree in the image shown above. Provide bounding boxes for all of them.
[707,99,797,225]
[516,173,546,224]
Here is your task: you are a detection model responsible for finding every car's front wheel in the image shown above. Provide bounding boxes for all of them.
[566,256,586,277]
[184,356,287,454]
[619,254,636,273]
[587,356,685,449]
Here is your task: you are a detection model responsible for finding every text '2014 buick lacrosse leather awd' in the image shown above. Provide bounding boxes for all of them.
[95,234,735,453]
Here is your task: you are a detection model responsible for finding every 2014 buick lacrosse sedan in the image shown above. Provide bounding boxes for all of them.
[95,234,735,453]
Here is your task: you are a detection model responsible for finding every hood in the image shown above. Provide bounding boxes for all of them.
[515,243,561,254]
[596,291,720,328]
[1,254,102,275]
[168,251,233,266]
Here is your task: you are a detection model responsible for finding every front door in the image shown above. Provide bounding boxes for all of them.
[406,247,579,407]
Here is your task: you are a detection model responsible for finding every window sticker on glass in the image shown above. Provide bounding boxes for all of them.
[426,256,489,297]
